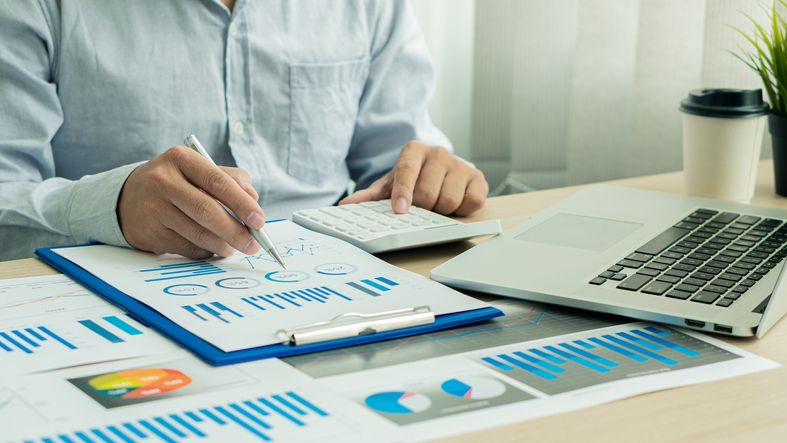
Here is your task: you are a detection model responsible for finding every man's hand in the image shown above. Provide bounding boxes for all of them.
[340,141,488,215]
[118,146,265,259]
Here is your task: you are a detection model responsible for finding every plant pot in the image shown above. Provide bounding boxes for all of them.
[770,113,787,197]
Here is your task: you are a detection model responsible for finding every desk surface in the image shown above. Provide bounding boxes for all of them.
[2,160,786,443]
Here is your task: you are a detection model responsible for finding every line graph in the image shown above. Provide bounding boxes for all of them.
[241,237,320,270]
[284,299,626,378]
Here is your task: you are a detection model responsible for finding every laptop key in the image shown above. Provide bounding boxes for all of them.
[737,215,761,225]
[608,265,624,273]
[661,252,684,260]
[617,274,652,291]
[665,269,688,278]
[654,256,677,265]
[704,285,727,294]
[683,278,706,287]
[690,271,714,281]
[635,227,691,255]
[680,258,704,267]
[673,263,696,272]
[716,298,734,307]
[731,285,749,293]
[698,266,722,275]
[626,252,653,262]
[618,259,643,269]
[691,291,720,304]
[713,255,736,264]
[710,278,734,288]
[740,279,757,287]
[610,273,627,281]
[674,222,699,230]
[725,292,742,300]
[641,281,672,295]
[675,283,700,293]
[694,208,719,215]
[600,271,615,278]
[712,212,739,224]
[656,275,681,284]
[590,277,606,285]
[665,290,692,300]
[645,262,669,271]
[636,268,660,277]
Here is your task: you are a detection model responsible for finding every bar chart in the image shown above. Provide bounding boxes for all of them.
[78,315,144,343]
[139,261,226,283]
[476,325,741,395]
[23,391,332,443]
[241,287,354,312]
[181,302,244,323]
[0,325,76,354]
[345,276,399,297]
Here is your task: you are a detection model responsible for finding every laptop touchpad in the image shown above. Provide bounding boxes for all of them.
[515,213,642,252]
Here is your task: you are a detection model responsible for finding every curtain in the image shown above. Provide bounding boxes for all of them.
[413,0,775,194]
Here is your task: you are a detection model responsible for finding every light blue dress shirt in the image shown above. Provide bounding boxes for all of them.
[0,0,449,260]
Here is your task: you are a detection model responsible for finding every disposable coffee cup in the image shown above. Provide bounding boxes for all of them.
[680,89,769,203]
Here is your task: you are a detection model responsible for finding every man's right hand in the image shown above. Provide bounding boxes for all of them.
[117,146,265,259]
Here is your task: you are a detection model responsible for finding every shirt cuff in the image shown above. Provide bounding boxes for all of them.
[67,162,144,247]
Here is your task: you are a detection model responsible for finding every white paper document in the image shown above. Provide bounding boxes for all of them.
[0,275,178,376]
[54,220,490,352]
[285,300,780,441]
[0,353,387,443]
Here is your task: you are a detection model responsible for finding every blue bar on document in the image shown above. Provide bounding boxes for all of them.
[25,327,47,341]
[545,345,610,373]
[321,286,353,301]
[644,326,670,336]
[103,316,143,335]
[361,279,389,291]
[229,403,272,429]
[286,391,329,416]
[0,332,32,353]
[347,281,379,296]
[12,330,39,347]
[529,347,566,364]
[588,337,647,362]
[258,397,305,426]
[631,329,700,357]
[481,356,514,371]
[574,339,595,349]
[498,354,558,380]
[602,334,678,365]
[375,276,399,286]
[513,351,565,373]
[617,331,662,351]
[559,342,618,367]
[38,326,77,349]
[211,301,244,317]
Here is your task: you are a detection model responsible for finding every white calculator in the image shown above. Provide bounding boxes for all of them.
[293,200,502,253]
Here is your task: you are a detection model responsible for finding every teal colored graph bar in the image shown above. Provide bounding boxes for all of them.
[103,316,143,335]
[79,320,123,343]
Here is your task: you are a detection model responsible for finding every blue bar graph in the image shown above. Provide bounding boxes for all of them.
[139,261,226,283]
[23,391,329,443]
[239,286,354,313]
[0,325,78,354]
[79,320,123,343]
[103,316,143,336]
[181,302,243,323]
[345,276,399,296]
[478,326,728,396]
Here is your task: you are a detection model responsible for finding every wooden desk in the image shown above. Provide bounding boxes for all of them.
[2,160,786,442]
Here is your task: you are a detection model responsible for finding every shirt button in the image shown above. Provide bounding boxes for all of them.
[228,23,238,37]
[233,121,245,135]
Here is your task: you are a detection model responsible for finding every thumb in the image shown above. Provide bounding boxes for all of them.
[339,175,392,205]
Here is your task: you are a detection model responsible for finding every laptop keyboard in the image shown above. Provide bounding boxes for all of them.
[589,209,787,310]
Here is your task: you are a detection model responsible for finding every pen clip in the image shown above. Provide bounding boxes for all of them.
[277,306,435,346]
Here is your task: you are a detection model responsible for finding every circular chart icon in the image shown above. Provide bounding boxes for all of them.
[88,368,192,399]
[163,284,209,296]
[215,277,261,290]
[441,376,506,400]
[314,263,358,276]
[264,270,309,283]
[364,391,431,414]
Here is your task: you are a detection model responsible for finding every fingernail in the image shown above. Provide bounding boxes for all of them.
[247,212,265,230]
[394,196,409,213]
[243,237,259,255]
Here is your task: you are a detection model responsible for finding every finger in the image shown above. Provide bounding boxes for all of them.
[165,174,260,255]
[454,172,489,216]
[159,205,243,257]
[411,156,449,211]
[433,169,471,215]
[390,142,427,213]
[158,228,214,260]
[221,167,259,201]
[339,174,393,205]
[169,147,265,230]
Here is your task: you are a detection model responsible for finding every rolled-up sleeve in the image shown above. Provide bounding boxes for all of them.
[0,2,133,259]
[347,0,452,190]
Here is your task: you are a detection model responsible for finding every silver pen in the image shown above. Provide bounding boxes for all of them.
[184,134,286,269]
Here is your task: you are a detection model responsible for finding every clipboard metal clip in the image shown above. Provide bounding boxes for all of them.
[278,306,435,346]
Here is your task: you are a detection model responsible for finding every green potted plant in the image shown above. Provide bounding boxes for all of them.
[733,0,787,195]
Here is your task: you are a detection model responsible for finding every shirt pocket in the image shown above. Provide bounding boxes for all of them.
[288,57,370,185]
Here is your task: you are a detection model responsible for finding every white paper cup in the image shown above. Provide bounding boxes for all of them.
[680,89,770,203]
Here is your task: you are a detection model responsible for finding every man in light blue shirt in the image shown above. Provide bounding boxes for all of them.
[0,0,488,260]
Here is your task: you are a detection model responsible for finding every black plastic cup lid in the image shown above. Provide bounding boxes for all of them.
[679,88,770,118]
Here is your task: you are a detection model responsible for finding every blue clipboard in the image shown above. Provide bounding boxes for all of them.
[35,245,503,366]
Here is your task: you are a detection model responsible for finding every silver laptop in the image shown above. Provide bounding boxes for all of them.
[431,185,787,337]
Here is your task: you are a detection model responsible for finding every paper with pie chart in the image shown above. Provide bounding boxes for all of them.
[53,220,489,352]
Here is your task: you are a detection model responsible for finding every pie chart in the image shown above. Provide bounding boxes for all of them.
[365,391,431,414]
[441,376,506,400]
